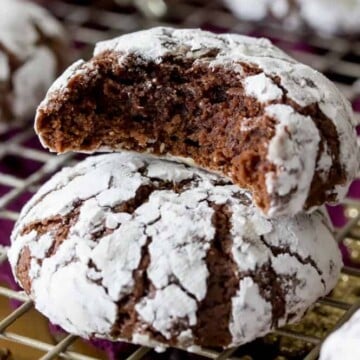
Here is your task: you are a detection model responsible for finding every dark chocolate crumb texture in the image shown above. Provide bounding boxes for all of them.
[9,153,342,350]
[35,27,359,217]
[0,0,68,122]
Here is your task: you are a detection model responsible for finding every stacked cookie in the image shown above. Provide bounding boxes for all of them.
[9,28,359,351]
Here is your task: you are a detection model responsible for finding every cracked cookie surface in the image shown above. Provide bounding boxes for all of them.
[320,307,360,360]
[35,27,359,217]
[9,152,342,349]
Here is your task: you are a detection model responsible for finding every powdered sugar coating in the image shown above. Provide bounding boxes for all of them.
[230,277,272,345]
[136,284,198,339]
[37,27,359,216]
[265,104,320,216]
[243,73,283,103]
[0,0,67,121]
[320,308,360,360]
[9,153,342,349]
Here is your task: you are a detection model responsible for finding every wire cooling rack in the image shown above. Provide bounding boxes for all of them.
[0,0,359,359]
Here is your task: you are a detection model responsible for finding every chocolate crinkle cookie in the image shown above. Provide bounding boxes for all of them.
[223,0,360,36]
[35,27,359,217]
[320,307,360,360]
[0,0,68,122]
[9,152,342,350]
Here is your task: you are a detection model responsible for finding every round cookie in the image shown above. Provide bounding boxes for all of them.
[9,152,342,350]
[0,0,68,122]
[224,0,360,35]
[35,27,359,217]
[320,308,360,360]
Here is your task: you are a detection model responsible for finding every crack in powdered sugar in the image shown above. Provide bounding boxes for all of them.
[9,153,343,349]
[37,27,359,217]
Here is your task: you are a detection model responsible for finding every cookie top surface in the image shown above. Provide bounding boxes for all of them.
[36,27,359,217]
[0,0,67,121]
[320,307,360,360]
[93,28,354,126]
[9,152,342,349]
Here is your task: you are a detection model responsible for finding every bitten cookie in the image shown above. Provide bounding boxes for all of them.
[224,0,360,35]
[0,0,68,122]
[35,27,359,217]
[9,153,342,350]
[320,307,360,360]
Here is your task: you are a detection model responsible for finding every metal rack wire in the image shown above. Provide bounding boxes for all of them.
[0,0,359,359]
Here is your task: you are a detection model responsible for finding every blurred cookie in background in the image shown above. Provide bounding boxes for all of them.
[0,0,69,123]
[224,0,360,36]
[47,0,167,18]
[114,0,167,18]
[223,0,299,27]
[300,0,360,35]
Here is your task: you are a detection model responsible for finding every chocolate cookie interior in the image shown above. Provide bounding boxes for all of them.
[36,51,343,212]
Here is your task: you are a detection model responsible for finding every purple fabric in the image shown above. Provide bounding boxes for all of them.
[348,179,360,199]
[89,339,134,360]
[353,97,360,112]
[326,204,348,228]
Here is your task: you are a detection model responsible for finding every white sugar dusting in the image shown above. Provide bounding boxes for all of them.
[145,199,214,301]
[230,204,272,271]
[243,73,282,103]
[36,27,360,216]
[265,104,320,216]
[9,153,342,349]
[230,277,272,345]
[316,143,333,181]
[320,307,360,360]
[228,200,341,344]
[136,284,198,339]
